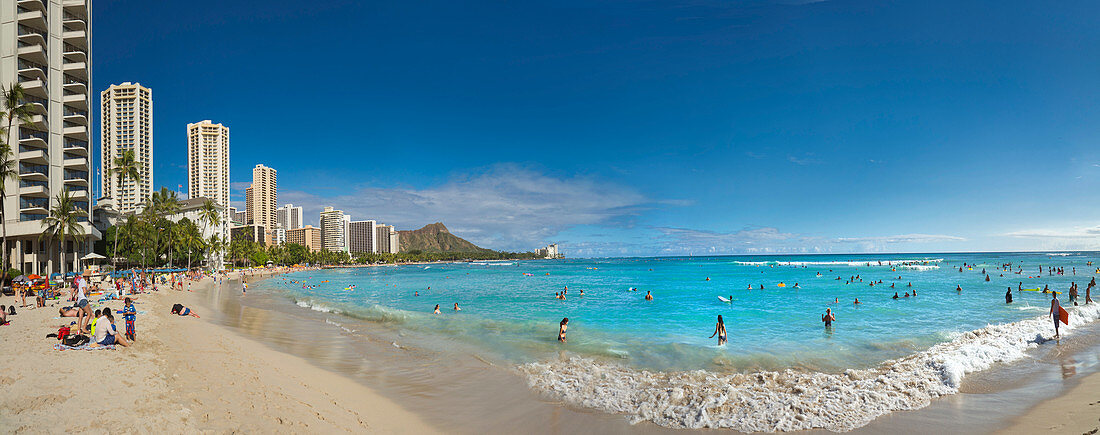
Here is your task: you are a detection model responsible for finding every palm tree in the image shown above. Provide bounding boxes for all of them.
[1,83,35,276]
[147,188,179,266]
[197,199,221,269]
[106,149,141,272]
[40,188,87,279]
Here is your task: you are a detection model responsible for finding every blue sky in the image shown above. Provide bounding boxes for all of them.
[92,0,1100,256]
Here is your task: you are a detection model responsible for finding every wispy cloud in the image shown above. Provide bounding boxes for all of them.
[787,153,821,166]
[651,227,964,255]
[283,164,656,251]
[1004,226,1100,239]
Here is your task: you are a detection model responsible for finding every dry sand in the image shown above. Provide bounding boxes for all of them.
[0,277,438,434]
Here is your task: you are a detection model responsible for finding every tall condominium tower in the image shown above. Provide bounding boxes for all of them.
[348,220,376,253]
[0,0,99,274]
[100,82,152,213]
[374,224,399,254]
[186,120,229,208]
[319,206,347,253]
[247,164,276,229]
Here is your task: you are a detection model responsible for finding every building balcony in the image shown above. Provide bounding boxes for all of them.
[63,109,88,126]
[18,184,48,197]
[64,177,89,187]
[18,149,48,164]
[64,156,88,168]
[63,75,87,94]
[19,196,49,213]
[63,139,89,156]
[17,0,47,13]
[16,9,46,28]
[63,125,88,138]
[22,94,47,114]
[63,43,87,63]
[63,92,87,107]
[62,29,87,45]
[69,188,89,200]
[19,165,48,180]
[63,60,88,78]
[17,43,47,65]
[18,129,48,147]
[62,14,86,31]
[17,24,46,46]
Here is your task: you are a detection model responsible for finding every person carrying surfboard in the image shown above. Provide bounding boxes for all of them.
[1049,292,1065,339]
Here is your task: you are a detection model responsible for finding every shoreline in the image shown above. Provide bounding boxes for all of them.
[4,266,1099,433]
[0,276,438,433]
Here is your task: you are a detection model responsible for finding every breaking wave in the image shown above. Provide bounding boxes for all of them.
[517,303,1100,432]
[734,259,943,268]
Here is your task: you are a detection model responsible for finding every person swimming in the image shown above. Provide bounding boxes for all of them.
[904,292,910,298]
[709,315,727,345]
[854,298,861,304]
[956,285,962,292]
[558,318,569,342]
[433,304,441,314]
[821,308,835,328]
[453,303,461,311]
[893,292,899,299]
[645,290,654,300]
[415,291,419,296]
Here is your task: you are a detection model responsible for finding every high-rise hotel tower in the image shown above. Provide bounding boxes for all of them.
[0,0,98,274]
[100,82,152,213]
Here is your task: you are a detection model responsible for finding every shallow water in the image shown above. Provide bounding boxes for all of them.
[266,253,1095,372]
[245,252,1100,431]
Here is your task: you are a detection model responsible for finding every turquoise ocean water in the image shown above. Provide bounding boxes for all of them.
[259,252,1097,373]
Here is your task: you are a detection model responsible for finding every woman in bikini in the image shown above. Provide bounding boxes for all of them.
[709,315,727,345]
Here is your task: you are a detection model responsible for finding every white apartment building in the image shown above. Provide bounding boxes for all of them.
[374,224,399,254]
[0,0,100,274]
[276,203,303,230]
[247,164,276,229]
[164,197,225,267]
[100,82,151,213]
[186,120,230,264]
[348,219,375,253]
[319,206,347,253]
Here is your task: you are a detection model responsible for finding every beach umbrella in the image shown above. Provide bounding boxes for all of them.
[12,275,29,283]
[27,274,42,280]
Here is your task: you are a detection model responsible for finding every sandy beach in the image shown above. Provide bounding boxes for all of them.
[0,276,438,434]
[998,371,1100,435]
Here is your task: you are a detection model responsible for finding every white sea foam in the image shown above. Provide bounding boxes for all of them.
[518,303,1100,432]
[1044,253,1074,257]
[295,298,335,313]
[733,259,943,268]
[471,262,516,266]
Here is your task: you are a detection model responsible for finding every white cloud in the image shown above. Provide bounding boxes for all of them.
[1004,226,1100,239]
[284,164,653,251]
[651,227,965,255]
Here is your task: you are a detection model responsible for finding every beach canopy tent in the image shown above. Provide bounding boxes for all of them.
[81,253,106,261]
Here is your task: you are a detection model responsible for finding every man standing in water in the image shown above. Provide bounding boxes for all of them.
[1049,292,1062,339]
[1005,287,1013,304]
[821,308,835,329]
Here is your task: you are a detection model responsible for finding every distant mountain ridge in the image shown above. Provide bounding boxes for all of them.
[398,222,494,253]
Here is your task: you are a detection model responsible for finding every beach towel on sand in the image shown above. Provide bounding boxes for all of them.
[54,343,115,351]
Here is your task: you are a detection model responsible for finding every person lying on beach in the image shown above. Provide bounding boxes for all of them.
[433,304,441,314]
[709,315,727,345]
[821,309,835,328]
[59,307,79,317]
[558,318,568,342]
[170,304,200,318]
[645,291,654,300]
[1006,287,1013,304]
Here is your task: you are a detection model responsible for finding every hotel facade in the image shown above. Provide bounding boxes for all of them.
[0,0,99,274]
[100,81,151,214]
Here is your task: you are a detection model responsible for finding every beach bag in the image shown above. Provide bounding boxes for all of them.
[57,326,71,341]
[62,334,89,347]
